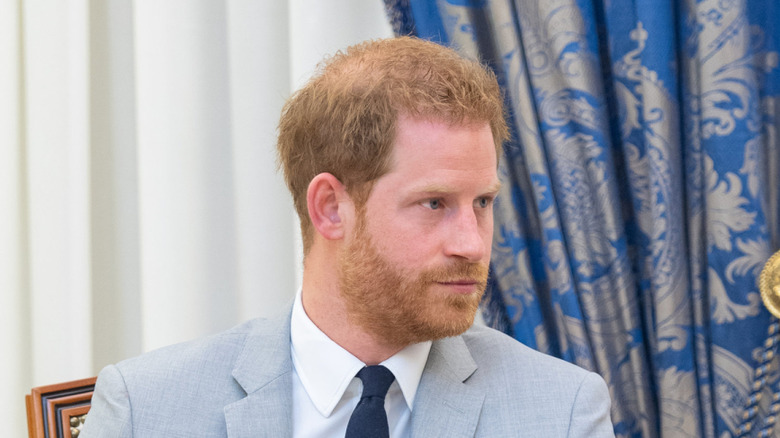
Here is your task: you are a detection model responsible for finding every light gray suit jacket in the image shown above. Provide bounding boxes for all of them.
[82,305,614,437]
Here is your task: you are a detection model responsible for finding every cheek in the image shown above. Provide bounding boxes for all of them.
[384,231,431,263]
[365,210,430,252]
[482,220,494,259]
[371,223,438,268]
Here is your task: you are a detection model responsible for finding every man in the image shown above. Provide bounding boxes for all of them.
[82,37,613,437]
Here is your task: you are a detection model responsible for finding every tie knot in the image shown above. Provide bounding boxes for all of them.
[356,365,395,399]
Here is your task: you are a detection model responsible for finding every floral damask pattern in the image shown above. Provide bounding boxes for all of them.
[385,0,780,436]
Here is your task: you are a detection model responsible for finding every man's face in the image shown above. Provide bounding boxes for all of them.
[338,115,499,347]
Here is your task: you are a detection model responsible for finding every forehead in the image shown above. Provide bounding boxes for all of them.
[395,115,495,160]
[379,115,498,190]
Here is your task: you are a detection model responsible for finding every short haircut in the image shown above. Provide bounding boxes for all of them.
[277,36,509,254]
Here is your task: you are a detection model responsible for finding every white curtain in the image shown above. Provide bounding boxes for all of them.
[0,0,392,434]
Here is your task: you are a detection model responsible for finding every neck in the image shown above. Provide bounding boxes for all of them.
[301,250,405,365]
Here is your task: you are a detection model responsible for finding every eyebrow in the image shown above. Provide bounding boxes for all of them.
[411,181,502,196]
[486,181,502,194]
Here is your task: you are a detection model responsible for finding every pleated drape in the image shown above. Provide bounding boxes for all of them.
[1,1,392,435]
[385,0,780,436]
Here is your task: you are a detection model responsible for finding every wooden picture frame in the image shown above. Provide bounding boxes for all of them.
[26,377,97,438]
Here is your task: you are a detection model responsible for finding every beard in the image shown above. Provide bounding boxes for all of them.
[338,210,489,348]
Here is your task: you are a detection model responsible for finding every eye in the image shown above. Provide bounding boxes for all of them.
[424,199,442,210]
[475,197,491,208]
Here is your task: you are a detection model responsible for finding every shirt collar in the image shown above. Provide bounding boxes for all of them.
[290,289,432,417]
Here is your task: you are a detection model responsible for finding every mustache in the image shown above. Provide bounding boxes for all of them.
[418,262,489,284]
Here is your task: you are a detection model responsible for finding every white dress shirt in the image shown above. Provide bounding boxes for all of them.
[290,290,432,438]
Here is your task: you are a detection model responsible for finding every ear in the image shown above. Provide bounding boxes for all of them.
[306,173,351,241]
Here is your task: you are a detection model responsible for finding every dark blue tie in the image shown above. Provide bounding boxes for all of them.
[345,365,396,438]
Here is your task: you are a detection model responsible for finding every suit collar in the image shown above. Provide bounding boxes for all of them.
[222,305,485,437]
[289,290,433,415]
[225,304,294,438]
[411,332,485,438]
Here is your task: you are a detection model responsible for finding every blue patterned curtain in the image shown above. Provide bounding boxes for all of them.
[384,1,780,436]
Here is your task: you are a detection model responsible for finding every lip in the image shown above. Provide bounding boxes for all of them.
[436,280,479,294]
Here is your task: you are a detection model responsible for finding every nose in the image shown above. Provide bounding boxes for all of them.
[443,208,489,262]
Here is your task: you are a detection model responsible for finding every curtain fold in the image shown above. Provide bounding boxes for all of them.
[385,0,780,436]
[1,1,392,436]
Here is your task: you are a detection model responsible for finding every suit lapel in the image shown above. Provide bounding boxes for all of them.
[411,334,485,438]
[225,305,294,438]
[221,307,485,437]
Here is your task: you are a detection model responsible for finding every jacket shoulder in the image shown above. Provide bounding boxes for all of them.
[461,324,591,378]
[457,325,613,437]
[115,318,258,379]
[90,317,286,435]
